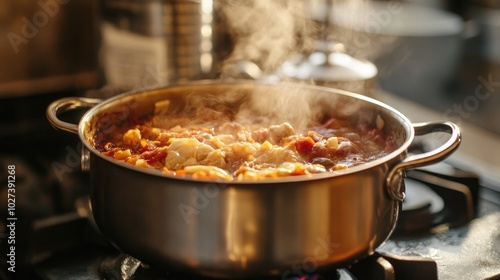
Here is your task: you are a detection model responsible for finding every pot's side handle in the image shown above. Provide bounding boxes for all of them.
[46,97,102,134]
[387,121,461,202]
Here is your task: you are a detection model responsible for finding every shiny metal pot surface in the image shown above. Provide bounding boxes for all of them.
[47,81,460,278]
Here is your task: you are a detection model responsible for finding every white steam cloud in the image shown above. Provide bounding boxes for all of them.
[216,0,316,75]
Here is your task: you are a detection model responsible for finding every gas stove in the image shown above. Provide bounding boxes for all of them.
[2,145,499,280]
[1,91,500,280]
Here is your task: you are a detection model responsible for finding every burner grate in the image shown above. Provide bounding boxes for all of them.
[394,163,480,236]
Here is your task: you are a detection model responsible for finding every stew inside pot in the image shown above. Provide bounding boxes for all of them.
[92,94,398,180]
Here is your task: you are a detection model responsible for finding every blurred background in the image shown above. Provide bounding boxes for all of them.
[1,0,499,136]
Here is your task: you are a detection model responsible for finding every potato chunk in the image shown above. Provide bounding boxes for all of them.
[123,128,141,146]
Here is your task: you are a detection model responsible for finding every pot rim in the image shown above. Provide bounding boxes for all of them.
[78,80,414,185]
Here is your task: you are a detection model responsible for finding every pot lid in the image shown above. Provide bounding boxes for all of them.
[278,41,378,82]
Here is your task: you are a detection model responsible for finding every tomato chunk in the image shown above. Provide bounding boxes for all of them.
[295,137,315,155]
[142,148,167,164]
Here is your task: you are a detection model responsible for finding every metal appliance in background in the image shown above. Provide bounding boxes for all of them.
[311,1,466,103]
[99,0,231,89]
[100,0,370,95]
[0,0,101,97]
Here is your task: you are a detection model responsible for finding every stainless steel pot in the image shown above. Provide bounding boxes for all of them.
[46,81,460,279]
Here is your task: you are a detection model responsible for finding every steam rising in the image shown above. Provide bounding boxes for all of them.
[216,0,392,73]
[217,0,315,74]
[151,1,383,131]
[234,84,325,131]
[151,84,364,135]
